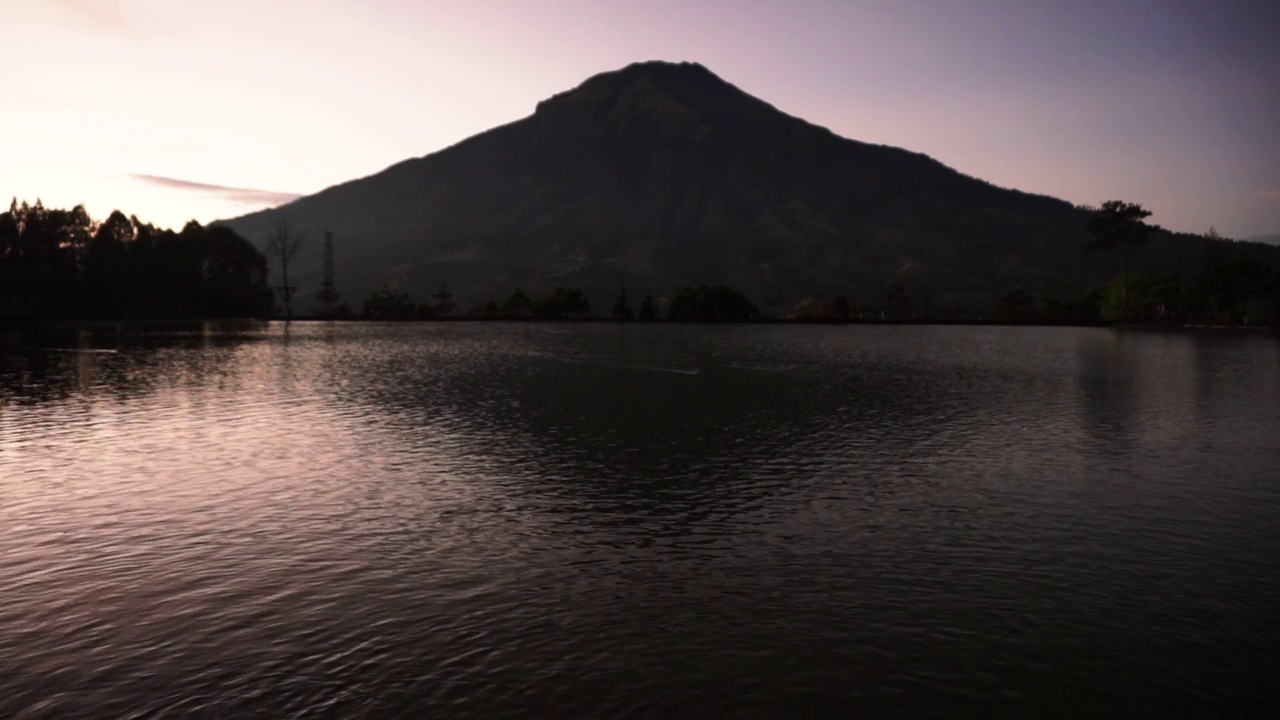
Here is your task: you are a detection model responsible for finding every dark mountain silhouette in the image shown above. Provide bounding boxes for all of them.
[222,60,1280,316]
[1246,234,1280,246]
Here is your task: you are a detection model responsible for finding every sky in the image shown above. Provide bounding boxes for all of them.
[3,0,1278,239]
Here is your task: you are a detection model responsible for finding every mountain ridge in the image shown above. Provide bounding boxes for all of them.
[223,60,1279,316]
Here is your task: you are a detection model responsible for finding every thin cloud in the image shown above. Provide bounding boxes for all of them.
[130,174,302,207]
[49,0,133,36]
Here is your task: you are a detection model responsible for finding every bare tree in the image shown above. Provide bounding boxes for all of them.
[266,218,304,320]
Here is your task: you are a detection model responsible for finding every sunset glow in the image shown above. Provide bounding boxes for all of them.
[4,0,1278,237]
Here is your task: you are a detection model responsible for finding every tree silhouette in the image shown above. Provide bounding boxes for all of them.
[266,218,304,321]
[993,287,1036,321]
[363,287,415,318]
[430,283,456,316]
[537,287,590,318]
[503,288,535,317]
[0,200,271,321]
[822,295,851,320]
[668,285,760,322]
[415,285,456,318]
[1085,200,1155,318]
[81,210,133,318]
[886,279,909,318]
[638,294,657,321]
[612,286,634,320]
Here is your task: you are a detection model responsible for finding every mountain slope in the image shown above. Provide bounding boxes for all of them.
[223,60,1277,316]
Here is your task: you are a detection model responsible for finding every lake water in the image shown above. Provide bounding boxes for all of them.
[1,322,1278,716]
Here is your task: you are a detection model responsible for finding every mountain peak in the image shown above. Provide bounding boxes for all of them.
[534,60,741,117]
[611,60,720,81]
[578,60,724,88]
[225,60,1260,317]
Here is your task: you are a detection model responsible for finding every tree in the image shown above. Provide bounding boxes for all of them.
[1099,272,1186,321]
[1193,228,1275,321]
[0,200,271,321]
[638,294,657,321]
[503,288,535,317]
[885,279,910,318]
[993,287,1036,321]
[430,284,456,316]
[612,286,634,320]
[822,295,851,320]
[668,285,760,322]
[81,210,134,318]
[1085,200,1155,319]
[2,200,93,317]
[363,288,415,318]
[266,217,304,320]
[537,287,590,318]
[1270,276,1280,326]
[788,296,824,320]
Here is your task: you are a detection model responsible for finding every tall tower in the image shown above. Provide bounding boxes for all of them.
[323,231,334,290]
[316,230,341,315]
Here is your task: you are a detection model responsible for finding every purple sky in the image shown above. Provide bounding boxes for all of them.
[4,0,1278,238]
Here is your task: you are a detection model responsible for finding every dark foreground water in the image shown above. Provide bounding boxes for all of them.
[1,322,1278,716]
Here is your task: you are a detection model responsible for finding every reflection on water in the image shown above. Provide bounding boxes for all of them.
[2,322,1278,716]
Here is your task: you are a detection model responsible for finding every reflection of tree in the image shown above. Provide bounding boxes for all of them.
[1072,332,1139,447]
[0,323,268,407]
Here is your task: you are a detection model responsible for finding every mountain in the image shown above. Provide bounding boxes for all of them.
[223,60,1280,316]
[1246,234,1280,246]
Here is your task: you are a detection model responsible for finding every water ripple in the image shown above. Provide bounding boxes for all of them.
[1,323,1278,715]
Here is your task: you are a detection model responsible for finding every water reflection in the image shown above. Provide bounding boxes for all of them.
[1,321,269,405]
[1,323,1279,715]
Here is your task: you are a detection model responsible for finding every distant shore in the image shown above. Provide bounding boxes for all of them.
[3,316,1275,333]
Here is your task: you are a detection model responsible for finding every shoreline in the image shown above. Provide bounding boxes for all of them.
[2,316,1274,333]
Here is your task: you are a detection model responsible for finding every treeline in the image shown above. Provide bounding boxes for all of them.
[984,254,1279,325]
[610,285,759,321]
[303,198,1280,326]
[361,283,766,322]
[0,200,273,321]
[1073,204,1280,324]
[786,261,1280,326]
[1091,233,1280,323]
[790,210,1280,326]
[362,285,592,319]
[1000,220,1280,325]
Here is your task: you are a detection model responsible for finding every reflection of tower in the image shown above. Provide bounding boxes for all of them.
[317,230,341,315]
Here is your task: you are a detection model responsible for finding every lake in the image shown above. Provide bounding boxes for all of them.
[1,322,1278,716]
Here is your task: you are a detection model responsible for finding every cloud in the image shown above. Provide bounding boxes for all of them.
[49,0,133,36]
[130,174,301,207]
[1258,189,1280,201]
